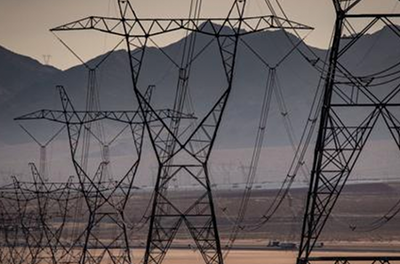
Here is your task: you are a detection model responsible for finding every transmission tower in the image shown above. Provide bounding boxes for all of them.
[17,123,65,180]
[297,1,400,264]
[43,55,52,65]
[0,163,81,264]
[50,1,311,263]
[15,85,193,264]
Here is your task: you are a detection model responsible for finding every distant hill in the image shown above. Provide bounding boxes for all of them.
[0,46,60,105]
[0,28,322,147]
[1,25,399,148]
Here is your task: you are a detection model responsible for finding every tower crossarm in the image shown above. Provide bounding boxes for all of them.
[15,109,195,125]
[50,15,312,38]
[0,178,82,201]
[346,13,400,18]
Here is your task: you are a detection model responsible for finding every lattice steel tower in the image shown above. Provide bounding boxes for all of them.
[50,1,311,263]
[297,1,400,264]
[15,85,193,264]
[0,163,81,264]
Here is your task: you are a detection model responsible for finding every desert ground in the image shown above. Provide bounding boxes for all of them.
[2,181,400,264]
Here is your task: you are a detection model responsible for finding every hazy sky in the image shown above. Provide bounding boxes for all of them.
[0,0,399,70]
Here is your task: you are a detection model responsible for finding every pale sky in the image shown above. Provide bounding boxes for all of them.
[0,0,399,70]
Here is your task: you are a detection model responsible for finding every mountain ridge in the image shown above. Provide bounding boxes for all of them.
[0,45,61,105]
[1,25,399,148]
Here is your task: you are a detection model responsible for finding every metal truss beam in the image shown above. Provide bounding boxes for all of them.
[51,15,312,38]
[15,108,194,125]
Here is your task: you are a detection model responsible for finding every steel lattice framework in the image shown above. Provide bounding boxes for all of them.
[50,1,312,264]
[0,163,81,264]
[14,85,194,264]
[297,1,400,264]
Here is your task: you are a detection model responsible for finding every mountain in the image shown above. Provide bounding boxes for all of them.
[0,28,323,147]
[1,25,400,185]
[0,25,399,148]
[0,46,60,105]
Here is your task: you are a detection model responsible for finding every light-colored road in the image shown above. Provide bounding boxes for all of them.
[125,249,400,264]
